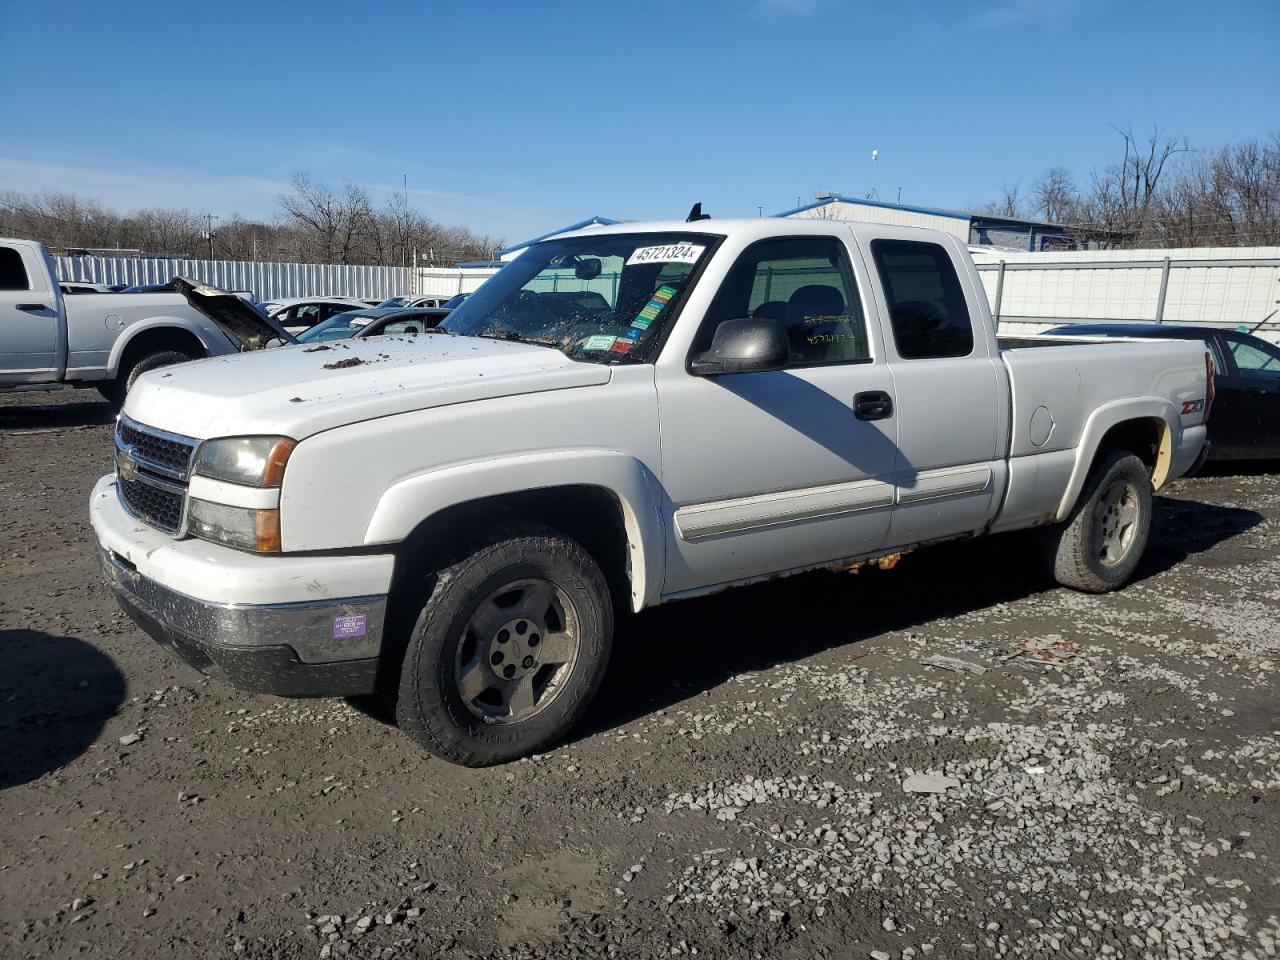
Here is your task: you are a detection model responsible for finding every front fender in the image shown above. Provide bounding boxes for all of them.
[1055,398,1179,521]
[107,317,231,377]
[363,450,666,612]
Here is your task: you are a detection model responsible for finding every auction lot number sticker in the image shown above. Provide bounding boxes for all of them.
[626,243,705,266]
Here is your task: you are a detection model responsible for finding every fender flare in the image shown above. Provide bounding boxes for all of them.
[107,318,225,378]
[363,450,666,612]
[1055,397,1178,521]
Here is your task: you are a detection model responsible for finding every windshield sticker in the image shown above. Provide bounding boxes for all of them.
[626,244,705,266]
[582,334,617,351]
[609,339,633,354]
[349,317,372,327]
[629,284,680,329]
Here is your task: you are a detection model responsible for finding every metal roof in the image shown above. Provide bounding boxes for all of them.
[774,195,1064,230]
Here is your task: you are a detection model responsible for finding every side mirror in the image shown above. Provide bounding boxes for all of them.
[690,317,790,376]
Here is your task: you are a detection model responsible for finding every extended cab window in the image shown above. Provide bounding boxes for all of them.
[871,240,974,359]
[697,236,868,366]
[0,248,30,291]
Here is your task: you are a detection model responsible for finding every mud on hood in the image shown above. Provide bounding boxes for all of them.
[167,277,297,350]
[122,332,614,440]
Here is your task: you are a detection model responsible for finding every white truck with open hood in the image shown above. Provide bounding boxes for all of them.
[91,217,1212,765]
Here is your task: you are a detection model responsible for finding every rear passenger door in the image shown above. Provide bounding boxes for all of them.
[0,243,61,384]
[863,233,1006,547]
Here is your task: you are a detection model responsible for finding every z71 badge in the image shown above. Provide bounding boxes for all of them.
[1181,398,1205,415]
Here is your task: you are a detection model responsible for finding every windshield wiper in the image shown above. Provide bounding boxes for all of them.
[470,330,560,349]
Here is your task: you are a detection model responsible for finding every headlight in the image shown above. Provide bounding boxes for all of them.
[187,499,282,553]
[193,436,296,487]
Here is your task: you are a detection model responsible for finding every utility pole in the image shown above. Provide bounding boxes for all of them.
[402,174,408,270]
[203,213,218,260]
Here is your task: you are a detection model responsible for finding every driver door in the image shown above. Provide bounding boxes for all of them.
[655,233,898,596]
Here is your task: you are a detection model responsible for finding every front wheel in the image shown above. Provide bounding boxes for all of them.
[395,525,613,766]
[1042,450,1153,593]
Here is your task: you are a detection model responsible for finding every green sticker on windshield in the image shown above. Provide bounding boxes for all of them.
[583,334,617,351]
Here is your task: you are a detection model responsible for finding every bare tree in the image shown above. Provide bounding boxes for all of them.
[1033,167,1076,223]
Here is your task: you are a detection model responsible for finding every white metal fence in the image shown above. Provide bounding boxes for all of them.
[56,255,416,301]
[414,266,501,297]
[972,246,1280,342]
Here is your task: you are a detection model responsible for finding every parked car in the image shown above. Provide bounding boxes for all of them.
[297,307,451,343]
[60,281,115,295]
[376,295,456,310]
[257,297,373,334]
[93,217,1211,766]
[440,292,470,309]
[0,239,289,405]
[1046,322,1280,460]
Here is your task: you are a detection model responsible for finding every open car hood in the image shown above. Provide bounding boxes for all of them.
[167,277,298,350]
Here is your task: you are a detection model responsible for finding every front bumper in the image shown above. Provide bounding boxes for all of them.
[100,545,384,696]
[91,475,394,698]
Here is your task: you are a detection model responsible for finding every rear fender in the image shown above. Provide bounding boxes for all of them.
[107,318,227,377]
[1056,399,1177,521]
[363,450,665,611]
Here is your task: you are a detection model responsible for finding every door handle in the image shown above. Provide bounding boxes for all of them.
[854,390,894,421]
[17,303,49,312]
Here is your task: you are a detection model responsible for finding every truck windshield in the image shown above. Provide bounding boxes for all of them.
[440,232,717,363]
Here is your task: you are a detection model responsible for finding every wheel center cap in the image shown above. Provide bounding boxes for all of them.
[487,618,543,681]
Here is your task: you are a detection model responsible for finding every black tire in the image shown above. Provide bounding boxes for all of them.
[1042,450,1152,593]
[395,524,613,766]
[97,349,196,408]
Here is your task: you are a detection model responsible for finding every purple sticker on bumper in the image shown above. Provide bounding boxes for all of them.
[332,613,368,640]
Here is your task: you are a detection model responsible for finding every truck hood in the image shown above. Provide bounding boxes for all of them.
[123,333,613,439]
[167,277,298,349]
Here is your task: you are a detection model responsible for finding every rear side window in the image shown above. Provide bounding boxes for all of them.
[871,240,973,359]
[1223,333,1280,377]
[697,236,869,366]
[0,248,30,291]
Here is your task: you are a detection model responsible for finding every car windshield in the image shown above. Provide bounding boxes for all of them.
[296,311,381,343]
[377,297,409,309]
[440,232,717,363]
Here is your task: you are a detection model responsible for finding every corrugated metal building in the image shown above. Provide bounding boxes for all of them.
[777,195,1071,251]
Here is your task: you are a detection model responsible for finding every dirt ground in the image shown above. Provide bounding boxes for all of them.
[1,390,1277,960]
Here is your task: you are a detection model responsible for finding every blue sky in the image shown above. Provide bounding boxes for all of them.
[2,0,1277,245]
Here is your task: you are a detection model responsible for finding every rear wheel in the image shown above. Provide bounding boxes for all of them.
[395,524,613,766]
[97,348,197,408]
[1042,450,1152,593]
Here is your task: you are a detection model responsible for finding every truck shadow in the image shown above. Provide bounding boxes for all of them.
[576,495,1262,740]
[0,399,116,433]
[0,630,127,790]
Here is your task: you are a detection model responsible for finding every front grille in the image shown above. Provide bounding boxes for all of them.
[115,418,199,535]
[117,418,197,478]
[119,474,185,533]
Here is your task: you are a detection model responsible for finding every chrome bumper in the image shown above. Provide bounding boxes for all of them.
[99,544,387,697]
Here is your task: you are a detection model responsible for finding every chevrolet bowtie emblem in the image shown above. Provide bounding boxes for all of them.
[117,447,139,482]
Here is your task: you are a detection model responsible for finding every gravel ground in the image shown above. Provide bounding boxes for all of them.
[1,390,1278,960]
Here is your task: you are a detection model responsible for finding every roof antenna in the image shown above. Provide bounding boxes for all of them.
[685,202,711,222]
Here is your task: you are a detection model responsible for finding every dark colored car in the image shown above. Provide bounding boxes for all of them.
[296,307,451,343]
[1047,322,1280,461]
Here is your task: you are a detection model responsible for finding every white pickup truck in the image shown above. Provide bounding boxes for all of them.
[91,218,1213,766]
[0,237,274,404]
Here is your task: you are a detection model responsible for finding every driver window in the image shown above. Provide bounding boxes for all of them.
[697,237,869,366]
[382,320,422,335]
